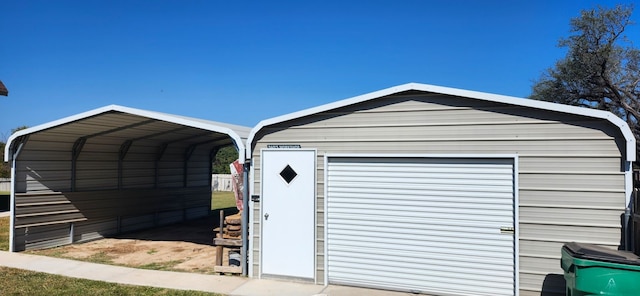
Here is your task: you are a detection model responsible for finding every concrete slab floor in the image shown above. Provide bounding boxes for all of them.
[229,278,326,296]
[320,285,423,296]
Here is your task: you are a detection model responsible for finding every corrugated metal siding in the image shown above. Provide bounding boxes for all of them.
[157,210,183,226]
[326,157,515,295]
[185,206,209,219]
[74,218,118,243]
[121,214,155,233]
[23,223,71,251]
[251,201,261,277]
[251,93,627,295]
[186,147,214,187]
[157,145,187,188]
[13,111,237,192]
[13,187,210,250]
[122,140,157,189]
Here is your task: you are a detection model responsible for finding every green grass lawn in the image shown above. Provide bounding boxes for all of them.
[0,267,219,296]
[211,191,237,210]
[0,216,221,295]
[1,216,9,251]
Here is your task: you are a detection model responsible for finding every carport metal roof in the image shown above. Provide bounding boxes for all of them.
[4,104,250,163]
[247,82,636,162]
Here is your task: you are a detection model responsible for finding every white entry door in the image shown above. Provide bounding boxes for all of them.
[261,149,315,279]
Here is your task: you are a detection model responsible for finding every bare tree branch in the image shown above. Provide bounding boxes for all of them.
[530,4,640,158]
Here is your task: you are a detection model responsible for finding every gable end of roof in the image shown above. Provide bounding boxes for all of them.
[247,83,636,162]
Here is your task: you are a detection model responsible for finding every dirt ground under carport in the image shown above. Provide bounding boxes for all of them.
[28,212,239,274]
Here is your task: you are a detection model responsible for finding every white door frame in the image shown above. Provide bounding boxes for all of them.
[260,148,317,280]
[323,153,519,295]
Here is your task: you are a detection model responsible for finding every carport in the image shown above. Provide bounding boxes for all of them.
[3,105,250,263]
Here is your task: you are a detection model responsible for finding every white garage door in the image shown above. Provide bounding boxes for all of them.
[326,157,516,296]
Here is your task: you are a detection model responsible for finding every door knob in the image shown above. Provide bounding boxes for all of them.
[264,213,269,220]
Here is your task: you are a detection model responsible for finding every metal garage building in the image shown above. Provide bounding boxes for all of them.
[4,105,250,252]
[247,83,635,296]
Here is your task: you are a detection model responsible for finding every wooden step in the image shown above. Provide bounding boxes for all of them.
[214,265,242,274]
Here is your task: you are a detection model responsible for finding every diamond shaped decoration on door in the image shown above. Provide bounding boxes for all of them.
[280,165,298,184]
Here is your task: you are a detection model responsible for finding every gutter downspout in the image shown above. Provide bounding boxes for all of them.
[624,161,633,251]
[241,160,250,276]
[625,207,632,251]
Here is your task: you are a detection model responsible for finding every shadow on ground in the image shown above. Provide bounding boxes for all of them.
[115,207,240,245]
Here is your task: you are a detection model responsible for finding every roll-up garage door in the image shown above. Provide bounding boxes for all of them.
[326,157,516,296]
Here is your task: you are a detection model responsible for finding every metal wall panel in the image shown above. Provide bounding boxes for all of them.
[253,140,622,156]
[519,189,622,209]
[250,93,627,295]
[122,160,155,189]
[326,157,515,295]
[519,273,565,296]
[185,206,209,219]
[264,124,616,140]
[73,218,118,243]
[13,187,211,250]
[122,176,156,189]
[518,156,622,172]
[22,223,71,250]
[519,173,624,191]
[252,203,261,277]
[518,223,620,245]
[157,210,183,226]
[120,214,155,233]
[519,207,622,227]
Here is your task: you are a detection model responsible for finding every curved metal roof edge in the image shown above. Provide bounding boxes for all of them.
[247,82,636,162]
[4,104,251,162]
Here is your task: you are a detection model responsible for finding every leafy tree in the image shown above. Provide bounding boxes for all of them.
[11,126,28,134]
[530,4,640,157]
[212,145,238,174]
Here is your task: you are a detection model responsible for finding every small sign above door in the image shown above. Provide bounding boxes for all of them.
[267,144,302,149]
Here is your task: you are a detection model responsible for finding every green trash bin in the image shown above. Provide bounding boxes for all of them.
[561,242,640,296]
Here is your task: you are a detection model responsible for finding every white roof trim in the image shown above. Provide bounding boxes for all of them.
[247,82,635,161]
[4,104,251,162]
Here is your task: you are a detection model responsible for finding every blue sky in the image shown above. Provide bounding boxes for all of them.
[1,0,638,140]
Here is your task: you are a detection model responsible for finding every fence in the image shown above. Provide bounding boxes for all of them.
[0,178,8,211]
[212,174,232,191]
[0,178,9,192]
